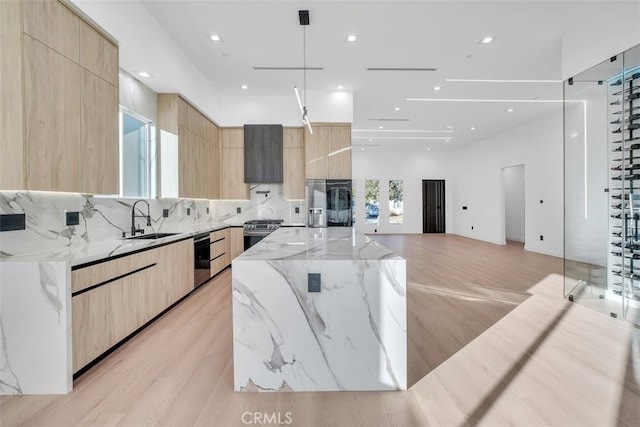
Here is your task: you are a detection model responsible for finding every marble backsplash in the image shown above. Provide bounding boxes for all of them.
[0,184,305,258]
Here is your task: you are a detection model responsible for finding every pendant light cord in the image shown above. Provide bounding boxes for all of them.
[303,25,307,107]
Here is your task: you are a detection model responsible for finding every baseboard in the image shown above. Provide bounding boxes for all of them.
[524,245,563,258]
[452,232,505,246]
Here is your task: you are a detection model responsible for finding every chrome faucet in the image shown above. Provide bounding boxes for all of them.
[131,200,151,236]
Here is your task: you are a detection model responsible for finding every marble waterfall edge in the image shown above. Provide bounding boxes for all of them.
[232,228,407,392]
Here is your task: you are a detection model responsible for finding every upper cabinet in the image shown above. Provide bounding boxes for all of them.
[304,123,352,180]
[283,127,305,200]
[78,20,118,86]
[0,0,119,194]
[220,128,249,200]
[243,125,283,183]
[157,93,220,199]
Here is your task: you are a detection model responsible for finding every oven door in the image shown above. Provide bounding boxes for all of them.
[244,233,266,251]
[194,233,210,288]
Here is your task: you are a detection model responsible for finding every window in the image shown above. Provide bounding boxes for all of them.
[365,179,379,224]
[120,110,156,198]
[389,180,404,224]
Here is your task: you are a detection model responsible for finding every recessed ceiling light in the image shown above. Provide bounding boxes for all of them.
[379,126,384,129]
[506,108,515,113]
[445,139,451,143]
[346,34,358,43]
[480,36,494,44]
[368,138,373,142]
[445,125,453,129]
[427,148,432,151]
[470,127,476,131]
[241,84,248,90]
[433,85,442,91]
[337,85,345,90]
[138,71,150,78]
[394,107,400,111]
[209,34,222,42]
[361,147,365,151]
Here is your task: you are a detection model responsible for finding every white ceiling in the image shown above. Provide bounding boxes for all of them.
[72,0,640,152]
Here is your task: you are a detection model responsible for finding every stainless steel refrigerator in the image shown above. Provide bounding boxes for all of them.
[306,179,353,227]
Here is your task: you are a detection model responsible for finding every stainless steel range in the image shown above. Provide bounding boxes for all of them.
[243,219,283,250]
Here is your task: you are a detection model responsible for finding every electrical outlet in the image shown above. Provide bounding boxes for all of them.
[540,235,544,241]
[0,213,25,231]
[65,211,80,226]
[236,207,242,214]
[471,225,474,230]
[187,208,191,216]
[295,207,300,214]
[308,273,321,293]
[206,207,210,214]
[163,209,169,218]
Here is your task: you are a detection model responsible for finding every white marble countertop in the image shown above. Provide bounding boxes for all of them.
[4,223,233,267]
[236,227,403,261]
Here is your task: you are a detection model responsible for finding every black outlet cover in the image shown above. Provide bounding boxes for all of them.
[0,213,26,231]
[462,206,468,210]
[163,209,169,218]
[236,207,242,214]
[308,273,321,293]
[295,207,300,214]
[65,211,80,226]
[187,208,191,216]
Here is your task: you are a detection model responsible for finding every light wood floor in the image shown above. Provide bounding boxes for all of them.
[2,234,638,426]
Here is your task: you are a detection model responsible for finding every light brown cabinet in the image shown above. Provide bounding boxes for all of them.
[210,228,230,277]
[22,0,79,62]
[81,69,119,194]
[24,35,82,192]
[230,227,245,261]
[0,0,24,189]
[220,128,249,199]
[283,127,305,199]
[79,20,118,86]
[158,94,220,199]
[72,238,193,373]
[304,123,352,180]
[0,0,119,194]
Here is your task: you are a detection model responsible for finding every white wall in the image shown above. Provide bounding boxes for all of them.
[449,111,564,256]
[352,150,453,234]
[352,111,564,258]
[503,165,525,242]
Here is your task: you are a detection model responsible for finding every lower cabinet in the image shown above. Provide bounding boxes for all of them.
[71,239,194,373]
[230,227,244,261]
[210,228,230,277]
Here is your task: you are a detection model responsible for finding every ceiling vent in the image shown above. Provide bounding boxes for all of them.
[367,67,437,72]
[254,66,324,71]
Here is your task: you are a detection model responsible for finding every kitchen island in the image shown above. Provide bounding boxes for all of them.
[232,227,407,392]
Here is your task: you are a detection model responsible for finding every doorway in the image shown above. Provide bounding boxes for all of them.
[502,165,525,244]
[422,180,445,233]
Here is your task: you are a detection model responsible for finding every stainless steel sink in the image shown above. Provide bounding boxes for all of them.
[125,232,179,240]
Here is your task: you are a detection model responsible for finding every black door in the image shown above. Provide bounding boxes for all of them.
[423,180,445,233]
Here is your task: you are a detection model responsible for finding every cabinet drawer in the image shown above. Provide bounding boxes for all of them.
[72,249,156,293]
[210,228,229,243]
[210,238,227,259]
[210,252,230,277]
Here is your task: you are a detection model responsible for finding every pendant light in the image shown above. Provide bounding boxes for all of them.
[295,10,313,135]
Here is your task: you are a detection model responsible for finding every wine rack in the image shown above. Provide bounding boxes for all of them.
[609,70,640,300]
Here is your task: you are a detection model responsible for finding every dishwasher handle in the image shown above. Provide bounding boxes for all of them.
[194,233,210,244]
